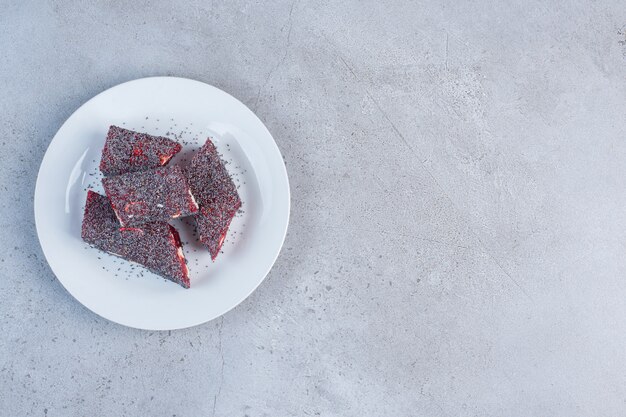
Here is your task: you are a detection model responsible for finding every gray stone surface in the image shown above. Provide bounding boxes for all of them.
[1,0,626,415]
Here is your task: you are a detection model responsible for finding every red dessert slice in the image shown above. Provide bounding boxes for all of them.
[99,125,182,176]
[102,165,199,227]
[81,191,190,288]
[186,139,241,259]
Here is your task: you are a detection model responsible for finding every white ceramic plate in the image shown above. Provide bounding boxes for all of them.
[35,77,290,330]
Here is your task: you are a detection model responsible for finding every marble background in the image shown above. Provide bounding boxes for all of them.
[1,1,626,415]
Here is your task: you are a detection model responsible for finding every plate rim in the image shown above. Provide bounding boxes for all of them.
[34,76,291,330]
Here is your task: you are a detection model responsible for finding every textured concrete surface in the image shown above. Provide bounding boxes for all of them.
[1,1,626,416]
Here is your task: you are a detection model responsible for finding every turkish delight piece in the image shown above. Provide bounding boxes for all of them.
[81,191,190,288]
[186,139,241,259]
[99,125,182,176]
[102,165,199,227]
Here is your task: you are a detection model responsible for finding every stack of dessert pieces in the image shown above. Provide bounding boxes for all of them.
[81,126,241,288]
